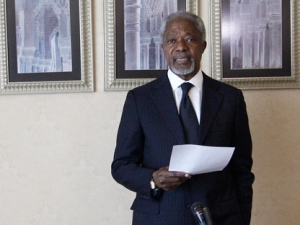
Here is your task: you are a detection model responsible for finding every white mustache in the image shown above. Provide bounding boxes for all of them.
[173,55,192,61]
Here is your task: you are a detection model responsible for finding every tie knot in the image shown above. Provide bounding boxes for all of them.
[181,82,193,96]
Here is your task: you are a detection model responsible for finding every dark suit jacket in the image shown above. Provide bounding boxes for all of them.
[111,73,254,225]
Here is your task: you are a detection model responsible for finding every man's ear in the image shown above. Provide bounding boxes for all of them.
[201,41,207,53]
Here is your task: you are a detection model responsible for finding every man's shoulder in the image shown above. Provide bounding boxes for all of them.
[203,73,241,95]
[131,74,168,93]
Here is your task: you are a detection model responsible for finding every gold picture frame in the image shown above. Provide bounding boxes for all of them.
[104,0,199,91]
[210,0,300,89]
[0,0,94,94]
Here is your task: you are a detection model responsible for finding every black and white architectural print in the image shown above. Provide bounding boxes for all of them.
[124,0,186,70]
[229,0,282,70]
[15,0,72,74]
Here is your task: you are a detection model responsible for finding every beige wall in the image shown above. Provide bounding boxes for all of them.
[0,1,299,225]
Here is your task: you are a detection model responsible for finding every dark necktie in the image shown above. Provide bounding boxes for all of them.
[179,82,199,144]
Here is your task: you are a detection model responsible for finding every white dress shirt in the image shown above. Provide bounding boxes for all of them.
[167,69,203,124]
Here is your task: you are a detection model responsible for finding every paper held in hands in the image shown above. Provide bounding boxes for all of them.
[169,145,235,175]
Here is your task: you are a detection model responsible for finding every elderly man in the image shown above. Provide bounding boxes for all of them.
[112,11,254,225]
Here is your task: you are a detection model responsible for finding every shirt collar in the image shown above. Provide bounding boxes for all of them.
[168,69,203,91]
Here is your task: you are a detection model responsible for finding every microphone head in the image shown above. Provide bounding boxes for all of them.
[191,202,213,225]
[191,202,204,215]
[191,202,206,223]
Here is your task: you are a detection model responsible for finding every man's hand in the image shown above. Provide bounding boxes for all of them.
[152,167,191,191]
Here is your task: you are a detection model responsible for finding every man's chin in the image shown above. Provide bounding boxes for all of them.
[171,67,195,76]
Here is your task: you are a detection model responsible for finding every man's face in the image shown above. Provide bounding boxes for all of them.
[162,18,206,80]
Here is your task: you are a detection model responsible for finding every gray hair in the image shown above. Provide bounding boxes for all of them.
[160,11,206,43]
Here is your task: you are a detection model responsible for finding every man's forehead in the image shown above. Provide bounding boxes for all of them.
[165,19,199,35]
[166,18,196,30]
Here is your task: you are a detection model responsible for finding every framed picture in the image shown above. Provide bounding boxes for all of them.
[104,0,198,91]
[0,0,94,94]
[211,0,300,89]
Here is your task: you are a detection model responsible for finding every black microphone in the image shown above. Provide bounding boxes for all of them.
[191,202,213,225]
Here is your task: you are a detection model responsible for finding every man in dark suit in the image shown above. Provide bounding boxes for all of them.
[111,11,254,225]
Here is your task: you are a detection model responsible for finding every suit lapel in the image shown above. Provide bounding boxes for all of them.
[150,75,185,144]
[199,74,224,144]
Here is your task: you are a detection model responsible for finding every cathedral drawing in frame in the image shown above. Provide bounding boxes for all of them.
[14,0,72,74]
[124,0,186,71]
[220,0,291,79]
[229,0,282,70]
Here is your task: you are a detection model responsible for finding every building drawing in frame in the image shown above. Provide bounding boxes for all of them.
[229,0,282,70]
[124,0,186,70]
[15,0,72,74]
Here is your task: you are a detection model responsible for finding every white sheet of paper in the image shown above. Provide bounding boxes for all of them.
[169,145,234,175]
